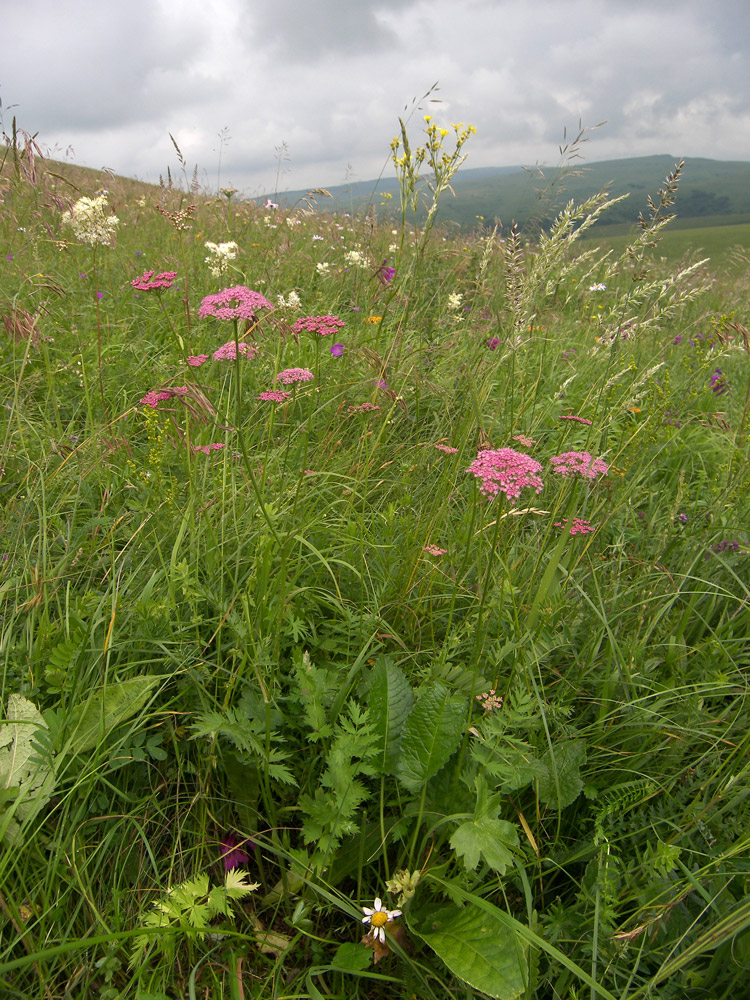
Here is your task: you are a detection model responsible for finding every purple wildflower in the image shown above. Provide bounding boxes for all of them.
[377,262,396,285]
[220,831,252,871]
[487,337,500,350]
[710,368,729,395]
[330,343,344,357]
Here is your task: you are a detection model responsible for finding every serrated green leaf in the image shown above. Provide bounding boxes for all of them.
[396,681,466,792]
[409,901,527,999]
[65,676,159,754]
[450,818,519,873]
[366,656,414,773]
[537,740,586,810]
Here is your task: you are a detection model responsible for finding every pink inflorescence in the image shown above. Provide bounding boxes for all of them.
[550,451,609,480]
[257,390,291,402]
[423,544,447,556]
[198,286,273,321]
[555,517,596,535]
[434,443,459,454]
[192,442,226,454]
[131,269,177,291]
[513,434,535,448]
[187,354,209,367]
[213,341,258,361]
[291,314,345,337]
[276,367,314,385]
[139,386,190,409]
[558,414,593,425]
[467,448,544,501]
[347,401,380,413]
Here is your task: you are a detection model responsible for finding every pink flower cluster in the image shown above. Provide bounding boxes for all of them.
[198,286,272,321]
[291,314,345,337]
[423,544,447,556]
[276,367,313,384]
[187,354,209,367]
[555,517,596,535]
[131,269,177,291]
[558,414,593,425]
[257,390,291,402]
[213,342,258,361]
[549,451,608,480]
[435,443,459,454]
[139,386,190,408]
[347,402,380,413]
[512,434,535,448]
[467,448,544,501]
[192,442,226,454]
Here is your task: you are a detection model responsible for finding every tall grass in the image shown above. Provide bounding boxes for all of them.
[0,115,748,1000]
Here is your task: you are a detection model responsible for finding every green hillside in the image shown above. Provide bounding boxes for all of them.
[268,155,750,233]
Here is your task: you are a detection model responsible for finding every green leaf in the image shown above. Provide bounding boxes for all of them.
[0,694,56,843]
[366,655,414,773]
[65,676,159,754]
[331,941,372,972]
[450,817,519,873]
[408,901,527,999]
[396,681,466,792]
[537,740,586,810]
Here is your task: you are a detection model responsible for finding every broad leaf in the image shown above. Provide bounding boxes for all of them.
[450,817,519,873]
[0,694,56,843]
[409,901,527,999]
[537,740,586,810]
[396,681,466,792]
[65,676,159,754]
[367,656,414,773]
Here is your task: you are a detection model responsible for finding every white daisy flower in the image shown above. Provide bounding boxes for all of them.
[361,897,402,944]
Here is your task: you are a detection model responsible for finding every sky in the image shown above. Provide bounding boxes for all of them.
[3,0,749,198]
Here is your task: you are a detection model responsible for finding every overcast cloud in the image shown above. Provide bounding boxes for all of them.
[3,0,749,197]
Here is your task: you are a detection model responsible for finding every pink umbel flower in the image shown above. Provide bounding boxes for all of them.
[276,367,314,385]
[558,414,593,425]
[512,434,535,448]
[257,390,291,402]
[131,269,177,291]
[423,544,447,556]
[434,444,459,454]
[555,517,596,535]
[291,314,345,337]
[198,286,272,321]
[187,354,209,367]
[467,448,544,501]
[347,402,380,413]
[139,386,190,408]
[192,442,226,454]
[549,451,609,480]
[213,341,258,361]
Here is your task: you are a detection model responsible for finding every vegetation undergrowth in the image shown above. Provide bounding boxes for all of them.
[0,108,748,1000]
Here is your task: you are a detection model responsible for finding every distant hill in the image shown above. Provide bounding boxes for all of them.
[262,155,750,233]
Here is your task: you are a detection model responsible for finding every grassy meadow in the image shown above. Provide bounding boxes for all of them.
[0,120,748,1000]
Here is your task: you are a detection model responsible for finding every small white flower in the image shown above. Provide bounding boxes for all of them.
[361,897,402,944]
[204,240,238,277]
[62,195,119,246]
[447,292,463,310]
[316,262,331,276]
[344,249,366,268]
[589,282,607,292]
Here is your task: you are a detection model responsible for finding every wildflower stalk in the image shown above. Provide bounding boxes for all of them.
[230,318,282,547]
[91,246,107,413]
